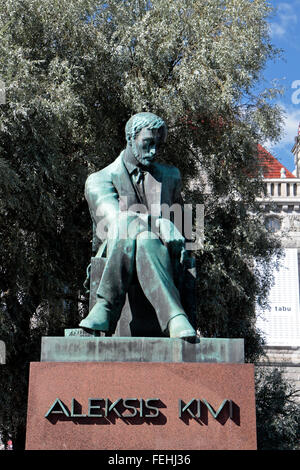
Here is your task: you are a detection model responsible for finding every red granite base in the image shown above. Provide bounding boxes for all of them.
[25,362,257,450]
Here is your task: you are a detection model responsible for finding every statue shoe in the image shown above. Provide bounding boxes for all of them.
[167,314,196,340]
[79,300,111,332]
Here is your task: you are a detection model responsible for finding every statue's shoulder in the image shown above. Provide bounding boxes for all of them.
[85,154,122,188]
[154,162,181,180]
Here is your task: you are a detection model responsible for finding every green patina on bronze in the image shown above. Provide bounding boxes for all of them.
[41,337,245,363]
[79,113,197,340]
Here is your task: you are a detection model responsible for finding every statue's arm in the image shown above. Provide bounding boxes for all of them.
[85,172,120,230]
[85,172,149,244]
[171,168,195,262]
[156,167,185,246]
[172,167,184,207]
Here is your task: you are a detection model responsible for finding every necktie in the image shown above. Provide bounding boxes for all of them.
[133,168,147,206]
[135,169,146,184]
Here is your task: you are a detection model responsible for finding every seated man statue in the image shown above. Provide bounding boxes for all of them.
[79,112,197,340]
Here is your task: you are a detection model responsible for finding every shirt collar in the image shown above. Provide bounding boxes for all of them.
[122,146,140,175]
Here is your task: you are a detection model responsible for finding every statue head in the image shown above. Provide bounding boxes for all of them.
[125,112,167,167]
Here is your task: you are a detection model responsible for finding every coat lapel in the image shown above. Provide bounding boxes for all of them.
[144,169,162,217]
[111,153,173,216]
[111,152,139,211]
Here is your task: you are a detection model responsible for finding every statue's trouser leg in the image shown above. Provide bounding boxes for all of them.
[94,214,146,330]
[96,242,136,330]
[96,217,185,333]
[135,231,185,333]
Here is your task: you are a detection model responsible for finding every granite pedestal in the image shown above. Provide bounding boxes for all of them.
[25,336,257,450]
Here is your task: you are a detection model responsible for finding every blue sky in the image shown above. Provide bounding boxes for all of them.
[264,0,300,173]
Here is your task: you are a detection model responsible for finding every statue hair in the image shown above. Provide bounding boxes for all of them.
[125,112,167,142]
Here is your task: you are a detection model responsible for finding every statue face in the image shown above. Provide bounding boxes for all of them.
[132,127,163,167]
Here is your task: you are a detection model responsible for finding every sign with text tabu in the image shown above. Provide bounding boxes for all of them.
[256,248,300,346]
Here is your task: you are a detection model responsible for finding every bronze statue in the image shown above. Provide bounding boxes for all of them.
[79,112,196,340]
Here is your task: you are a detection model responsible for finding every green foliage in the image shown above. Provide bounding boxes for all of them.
[256,367,300,450]
[0,0,284,447]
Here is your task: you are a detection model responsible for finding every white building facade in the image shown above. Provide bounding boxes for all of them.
[256,130,300,393]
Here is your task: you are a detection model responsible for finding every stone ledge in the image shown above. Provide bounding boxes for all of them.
[260,346,300,366]
[264,346,300,351]
[259,362,300,368]
[40,337,244,363]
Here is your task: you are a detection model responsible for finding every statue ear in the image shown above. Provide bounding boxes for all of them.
[127,135,133,146]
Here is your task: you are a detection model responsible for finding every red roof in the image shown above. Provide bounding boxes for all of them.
[258,144,295,179]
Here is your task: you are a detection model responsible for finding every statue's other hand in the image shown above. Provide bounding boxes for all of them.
[180,247,190,264]
[156,217,185,246]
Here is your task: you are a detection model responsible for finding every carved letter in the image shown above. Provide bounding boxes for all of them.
[45,398,70,418]
[144,398,160,418]
[105,398,123,417]
[122,398,138,418]
[202,399,232,419]
[88,398,104,417]
[178,399,201,418]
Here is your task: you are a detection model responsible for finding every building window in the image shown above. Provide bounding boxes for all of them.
[265,217,281,233]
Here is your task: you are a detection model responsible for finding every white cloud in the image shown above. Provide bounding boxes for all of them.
[279,105,300,146]
[271,23,286,38]
[263,103,300,148]
[271,2,298,38]
[265,103,300,171]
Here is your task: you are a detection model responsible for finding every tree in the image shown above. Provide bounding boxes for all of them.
[255,367,300,450]
[0,0,284,448]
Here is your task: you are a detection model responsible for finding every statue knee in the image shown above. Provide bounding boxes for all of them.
[136,231,162,253]
[111,212,149,240]
[106,212,134,241]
